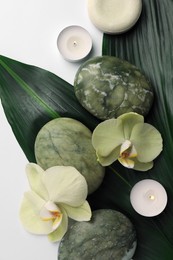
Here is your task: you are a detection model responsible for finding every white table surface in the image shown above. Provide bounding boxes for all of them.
[0,1,102,259]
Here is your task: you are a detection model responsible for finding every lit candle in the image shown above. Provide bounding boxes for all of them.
[57,25,92,62]
[87,0,142,34]
[130,179,168,217]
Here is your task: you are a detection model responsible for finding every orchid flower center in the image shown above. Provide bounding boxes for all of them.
[118,140,137,168]
[40,201,63,231]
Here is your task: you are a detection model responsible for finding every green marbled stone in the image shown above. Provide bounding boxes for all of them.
[34,118,105,194]
[58,209,137,260]
[74,56,154,120]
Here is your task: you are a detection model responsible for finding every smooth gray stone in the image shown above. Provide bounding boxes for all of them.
[34,118,105,194]
[74,56,153,120]
[58,209,137,260]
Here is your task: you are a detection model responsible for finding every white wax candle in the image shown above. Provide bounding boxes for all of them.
[130,179,168,217]
[57,25,92,62]
[88,0,142,34]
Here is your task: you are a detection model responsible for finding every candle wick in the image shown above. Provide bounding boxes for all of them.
[149,195,155,200]
[73,41,77,47]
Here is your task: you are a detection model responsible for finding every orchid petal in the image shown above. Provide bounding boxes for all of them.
[39,201,62,227]
[92,118,124,157]
[24,191,45,211]
[52,214,63,231]
[129,145,137,158]
[118,112,144,140]
[92,113,143,161]
[97,145,120,166]
[120,140,132,155]
[19,192,53,235]
[61,201,91,221]
[118,157,135,169]
[26,163,48,200]
[44,201,60,212]
[133,158,153,171]
[131,123,163,162]
[40,207,54,221]
[118,157,153,171]
[42,166,88,207]
[48,208,68,242]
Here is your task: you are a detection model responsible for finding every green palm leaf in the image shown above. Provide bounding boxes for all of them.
[101,0,173,259]
[0,55,99,162]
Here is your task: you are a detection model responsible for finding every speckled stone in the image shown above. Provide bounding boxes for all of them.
[34,118,105,194]
[74,56,154,120]
[58,209,137,260]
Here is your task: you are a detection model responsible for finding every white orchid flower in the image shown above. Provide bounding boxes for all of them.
[19,163,91,242]
[92,112,163,171]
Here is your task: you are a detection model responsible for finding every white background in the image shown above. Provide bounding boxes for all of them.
[0,1,102,259]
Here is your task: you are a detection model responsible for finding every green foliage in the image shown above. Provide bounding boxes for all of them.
[101,0,173,258]
[0,56,99,162]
